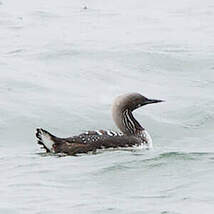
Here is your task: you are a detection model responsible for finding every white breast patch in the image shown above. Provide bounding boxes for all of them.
[142,130,153,148]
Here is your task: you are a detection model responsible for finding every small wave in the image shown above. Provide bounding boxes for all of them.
[131,194,169,199]
[36,151,67,158]
[5,49,26,56]
[99,164,131,173]
[35,47,81,61]
[145,151,214,162]
[32,10,61,19]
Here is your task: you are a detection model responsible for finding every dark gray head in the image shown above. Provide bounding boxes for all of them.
[112,93,164,135]
[113,92,164,112]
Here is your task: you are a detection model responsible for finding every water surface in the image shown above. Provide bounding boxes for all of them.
[0,0,214,213]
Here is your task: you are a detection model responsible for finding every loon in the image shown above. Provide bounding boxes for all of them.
[36,93,163,155]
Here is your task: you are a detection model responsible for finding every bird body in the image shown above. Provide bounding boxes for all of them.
[36,93,163,155]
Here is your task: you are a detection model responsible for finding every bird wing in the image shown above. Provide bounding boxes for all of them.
[57,132,141,155]
[36,128,142,155]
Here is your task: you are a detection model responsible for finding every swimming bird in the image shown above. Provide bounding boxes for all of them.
[36,93,163,155]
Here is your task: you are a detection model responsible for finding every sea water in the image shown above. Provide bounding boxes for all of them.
[0,0,214,213]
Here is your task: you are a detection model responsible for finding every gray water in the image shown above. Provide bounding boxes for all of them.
[1,0,214,213]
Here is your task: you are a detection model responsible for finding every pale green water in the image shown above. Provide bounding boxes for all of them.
[0,0,214,213]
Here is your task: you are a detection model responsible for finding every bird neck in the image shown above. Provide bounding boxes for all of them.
[113,108,144,135]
